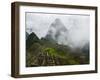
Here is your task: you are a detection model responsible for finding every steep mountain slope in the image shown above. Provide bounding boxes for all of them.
[26,32,29,40]
[26,32,40,49]
[45,18,68,45]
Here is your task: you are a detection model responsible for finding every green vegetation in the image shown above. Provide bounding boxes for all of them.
[26,32,89,67]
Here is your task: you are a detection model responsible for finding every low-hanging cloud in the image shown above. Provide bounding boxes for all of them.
[26,13,90,48]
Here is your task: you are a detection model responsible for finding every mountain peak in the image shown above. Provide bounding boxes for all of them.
[45,18,68,45]
[50,18,67,30]
[26,32,39,49]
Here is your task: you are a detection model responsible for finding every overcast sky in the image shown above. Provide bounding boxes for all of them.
[26,12,90,48]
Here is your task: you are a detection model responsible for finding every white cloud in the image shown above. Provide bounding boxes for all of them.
[26,13,90,48]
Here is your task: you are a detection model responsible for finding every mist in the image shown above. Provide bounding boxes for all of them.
[26,13,90,48]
